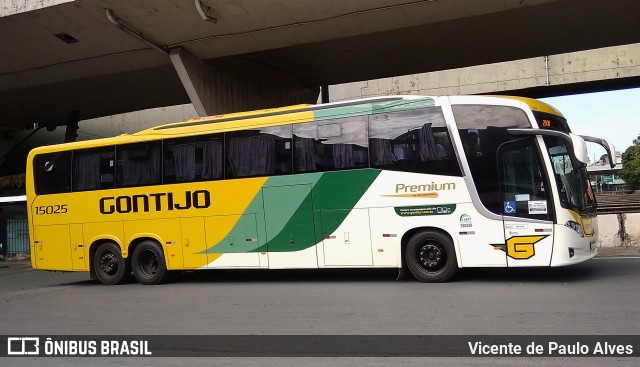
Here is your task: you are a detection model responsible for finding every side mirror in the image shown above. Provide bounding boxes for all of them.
[507,128,589,167]
[579,135,617,169]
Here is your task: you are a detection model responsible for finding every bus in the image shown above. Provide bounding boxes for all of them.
[26,95,616,285]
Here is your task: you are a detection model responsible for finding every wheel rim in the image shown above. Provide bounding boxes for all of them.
[417,241,446,272]
[99,251,119,276]
[138,249,159,279]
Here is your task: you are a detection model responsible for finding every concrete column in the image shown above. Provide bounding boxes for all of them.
[170,47,319,116]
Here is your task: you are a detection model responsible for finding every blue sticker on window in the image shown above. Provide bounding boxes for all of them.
[503,201,516,214]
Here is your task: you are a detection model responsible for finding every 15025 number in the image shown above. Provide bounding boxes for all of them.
[34,205,68,215]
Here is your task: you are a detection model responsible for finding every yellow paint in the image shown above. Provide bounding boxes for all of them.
[28,178,267,271]
[70,223,86,270]
[568,209,580,223]
[33,225,72,270]
[491,96,564,117]
[138,109,315,137]
[580,217,595,236]
[153,104,311,131]
[23,101,286,273]
[568,209,596,237]
[204,215,242,252]
[505,235,548,260]
[181,217,208,268]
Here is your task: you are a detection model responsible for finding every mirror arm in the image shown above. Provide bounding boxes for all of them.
[507,128,588,167]
[579,135,617,169]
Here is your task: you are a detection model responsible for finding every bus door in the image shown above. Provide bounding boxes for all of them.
[321,208,373,266]
[33,224,73,270]
[262,184,318,268]
[498,137,554,267]
[204,214,261,268]
[69,223,86,270]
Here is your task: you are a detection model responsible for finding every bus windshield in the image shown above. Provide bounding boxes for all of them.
[544,136,596,214]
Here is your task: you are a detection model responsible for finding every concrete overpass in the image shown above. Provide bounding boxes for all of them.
[1,0,640,132]
[329,43,640,100]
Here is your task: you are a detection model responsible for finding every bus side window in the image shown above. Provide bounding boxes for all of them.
[368,107,461,176]
[293,122,319,173]
[33,152,72,195]
[293,117,368,173]
[226,125,292,179]
[72,147,115,191]
[116,142,162,187]
[164,135,223,183]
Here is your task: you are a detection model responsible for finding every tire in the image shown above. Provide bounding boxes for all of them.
[93,242,131,285]
[131,241,168,285]
[405,230,457,282]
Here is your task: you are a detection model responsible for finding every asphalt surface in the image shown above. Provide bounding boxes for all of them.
[0,257,639,366]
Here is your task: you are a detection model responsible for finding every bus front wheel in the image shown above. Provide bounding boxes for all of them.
[93,242,131,285]
[131,241,168,285]
[405,230,457,282]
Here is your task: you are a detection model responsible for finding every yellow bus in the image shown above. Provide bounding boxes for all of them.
[26,95,615,284]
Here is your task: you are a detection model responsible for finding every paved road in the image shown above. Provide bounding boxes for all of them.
[1,258,639,366]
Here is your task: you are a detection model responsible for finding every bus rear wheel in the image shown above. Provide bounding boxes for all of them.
[405,230,457,282]
[131,241,168,285]
[94,242,131,285]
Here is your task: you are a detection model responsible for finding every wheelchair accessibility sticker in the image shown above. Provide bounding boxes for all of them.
[503,201,516,214]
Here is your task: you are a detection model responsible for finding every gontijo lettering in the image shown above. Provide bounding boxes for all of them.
[99,190,211,214]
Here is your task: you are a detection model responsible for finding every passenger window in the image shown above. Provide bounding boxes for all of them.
[293,116,368,173]
[116,142,162,187]
[369,107,461,176]
[164,134,223,183]
[73,147,115,191]
[33,152,72,195]
[226,125,292,178]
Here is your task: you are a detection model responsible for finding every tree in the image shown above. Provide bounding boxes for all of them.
[619,136,640,189]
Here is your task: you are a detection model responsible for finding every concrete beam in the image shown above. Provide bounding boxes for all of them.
[329,43,640,100]
[170,47,319,116]
[0,0,72,16]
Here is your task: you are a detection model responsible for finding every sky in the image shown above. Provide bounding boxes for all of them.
[540,88,640,160]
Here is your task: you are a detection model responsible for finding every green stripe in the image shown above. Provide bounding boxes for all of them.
[255,169,381,252]
[204,169,381,254]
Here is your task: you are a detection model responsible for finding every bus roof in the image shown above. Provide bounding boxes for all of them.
[135,95,436,136]
[491,95,564,117]
[28,94,563,155]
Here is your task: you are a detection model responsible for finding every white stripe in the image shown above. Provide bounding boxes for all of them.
[0,195,26,203]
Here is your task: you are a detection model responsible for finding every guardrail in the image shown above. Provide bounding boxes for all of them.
[596,193,640,215]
